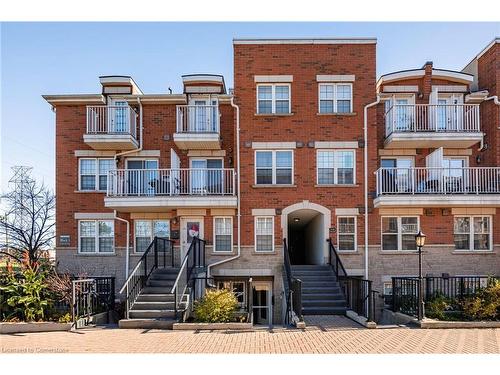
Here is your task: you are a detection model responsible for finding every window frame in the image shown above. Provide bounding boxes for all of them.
[318,83,353,114]
[380,216,420,251]
[78,219,115,254]
[337,216,357,252]
[316,149,356,185]
[213,216,233,253]
[134,219,170,253]
[254,150,294,185]
[78,158,115,192]
[256,83,291,115]
[453,215,492,252]
[254,216,275,253]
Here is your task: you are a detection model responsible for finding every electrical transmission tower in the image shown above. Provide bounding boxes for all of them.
[8,166,34,233]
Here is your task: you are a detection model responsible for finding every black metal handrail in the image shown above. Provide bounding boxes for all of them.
[119,237,175,319]
[392,275,500,317]
[171,237,206,318]
[283,239,302,325]
[327,238,375,322]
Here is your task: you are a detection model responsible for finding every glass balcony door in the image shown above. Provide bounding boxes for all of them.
[110,100,128,133]
[126,160,159,196]
[189,99,218,132]
[190,159,223,195]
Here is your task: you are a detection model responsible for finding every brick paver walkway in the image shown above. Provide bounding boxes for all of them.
[1,316,499,354]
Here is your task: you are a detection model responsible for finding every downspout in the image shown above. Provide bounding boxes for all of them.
[363,94,380,280]
[114,211,130,279]
[206,97,241,283]
[112,97,143,279]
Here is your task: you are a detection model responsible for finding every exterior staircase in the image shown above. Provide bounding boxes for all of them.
[291,265,348,315]
[119,267,188,329]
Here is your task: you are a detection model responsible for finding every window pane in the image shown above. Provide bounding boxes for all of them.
[337,168,353,184]
[382,217,398,233]
[339,217,355,234]
[80,238,95,253]
[81,175,95,190]
[473,217,489,234]
[154,221,170,238]
[276,151,292,168]
[99,159,114,174]
[454,217,470,233]
[401,217,418,233]
[320,100,334,113]
[256,169,273,184]
[474,234,489,250]
[257,86,272,100]
[215,218,232,235]
[99,238,114,253]
[98,176,107,191]
[338,234,355,251]
[382,234,398,250]
[256,152,272,168]
[320,84,334,99]
[80,221,96,236]
[99,221,114,237]
[337,84,351,100]
[318,168,335,184]
[258,100,272,114]
[317,151,334,168]
[402,234,417,250]
[80,159,96,174]
[215,235,232,252]
[454,234,470,250]
[275,85,289,100]
[276,169,292,184]
[275,100,289,114]
[135,221,152,237]
[335,151,354,169]
[337,100,351,113]
[136,237,151,253]
[256,235,273,252]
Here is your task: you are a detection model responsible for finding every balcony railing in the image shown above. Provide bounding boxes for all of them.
[176,105,220,133]
[375,167,500,196]
[87,105,137,138]
[385,104,480,137]
[107,168,235,197]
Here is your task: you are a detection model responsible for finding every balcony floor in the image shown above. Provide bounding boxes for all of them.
[173,133,221,150]
[104,195,237,212]
[384,132,484,149]
[83,134,139,150]
[374,194,500,208]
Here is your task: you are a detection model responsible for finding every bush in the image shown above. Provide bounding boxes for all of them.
[194,288,238,323]
[462,278,500,321]
[426,294,454,320]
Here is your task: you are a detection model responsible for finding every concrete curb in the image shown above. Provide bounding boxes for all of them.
[418,319,500,329]
[346,310,377,328]
[0,322,73,334]
[173,322,253,330]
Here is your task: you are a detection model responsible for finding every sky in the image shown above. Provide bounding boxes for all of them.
[1,22,499,196]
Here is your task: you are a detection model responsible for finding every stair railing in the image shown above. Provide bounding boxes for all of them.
[119,237,175,319]
[283,239,303,325]
[170,237,206,319]
[327,238,377,322]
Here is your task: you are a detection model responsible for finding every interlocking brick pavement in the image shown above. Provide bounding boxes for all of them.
[1,317,499,354]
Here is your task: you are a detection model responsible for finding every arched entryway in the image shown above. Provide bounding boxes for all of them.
[281,201,331,265]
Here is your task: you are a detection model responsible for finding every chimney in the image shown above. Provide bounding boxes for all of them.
[422,61,433,101]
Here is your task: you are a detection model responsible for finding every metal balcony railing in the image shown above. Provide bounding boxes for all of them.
[375,167,500,196]
[86,105,137,138]
[385,104,480,137]
[176,105,220,133]
[107,168,235,197]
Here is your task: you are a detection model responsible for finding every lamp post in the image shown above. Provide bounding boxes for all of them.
[415,230,426,321]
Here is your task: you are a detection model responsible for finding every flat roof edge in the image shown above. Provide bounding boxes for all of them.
[233,37,377,45]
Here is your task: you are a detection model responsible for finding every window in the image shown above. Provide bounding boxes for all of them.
[79,220,114,254]
[381,216,419,251]
[214,217,233,252]
[217,280,246,309]
[134,220,170,253]
[79,158,114,191]
[319,83,352,114]
[255,150,293,185]
[257,84,290,114]
[317,150,355,185]
[454,216,491,251]
[337,217,356,251]
[255,217,274,252]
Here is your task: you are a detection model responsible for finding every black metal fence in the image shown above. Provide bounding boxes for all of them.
[392,275,500,317]
[283,239,303,325]
[72,276,115,326]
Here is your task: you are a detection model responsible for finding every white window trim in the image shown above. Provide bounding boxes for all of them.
[256,83,291,114]
[125,158,159,169]
[189,157,224,168]
[254,150,294,185]
[78,158,114,192]
[213,216,233,253]
[453,215,493,252]
[337,216,357,252]
[134,219,170,253]
[254,216,275,253]
[318,82,353,114]
[380,216,420,251]
[316,149,356,185]
[78,219,115,254]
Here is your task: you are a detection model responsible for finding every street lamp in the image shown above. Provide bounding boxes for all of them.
[415,230,426,320]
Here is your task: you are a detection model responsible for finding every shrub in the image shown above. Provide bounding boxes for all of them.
[462,278,500,321]
[426,294,454,320]
[194,288,238,323]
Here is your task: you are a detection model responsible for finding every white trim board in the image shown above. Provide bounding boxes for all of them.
[74,213,116,220]
[252,142,296,149]
[314,141,358,149]
[254,75,293,83]
[316,75,355,82]
[234,38,377,45]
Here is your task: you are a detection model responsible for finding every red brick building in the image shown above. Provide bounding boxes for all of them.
[43,37,499,327]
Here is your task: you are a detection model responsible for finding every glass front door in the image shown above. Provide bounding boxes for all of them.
[180,217,204,260]
[252,282,272,327]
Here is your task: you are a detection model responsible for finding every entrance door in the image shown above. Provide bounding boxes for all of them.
[252,282,272,327]
[109,99,128,133]
[437,95,463,131]
[180,217,204,261]
[189,98,218,132]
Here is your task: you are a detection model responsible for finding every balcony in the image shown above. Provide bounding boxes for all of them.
[104,168,236,212]
[173,105,221,150]
[384,104,483,149]
[84,105,138,150]
[374,167,500,207]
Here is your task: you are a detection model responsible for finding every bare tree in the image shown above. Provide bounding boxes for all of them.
[0,171,55,266]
